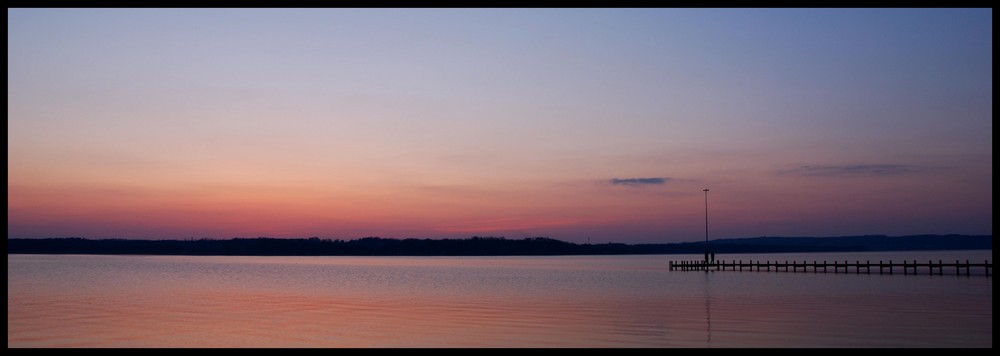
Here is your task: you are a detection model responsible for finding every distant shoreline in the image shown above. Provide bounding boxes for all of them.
[6,235,991,256]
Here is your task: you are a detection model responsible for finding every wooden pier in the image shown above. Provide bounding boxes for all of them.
[669,259,992,276]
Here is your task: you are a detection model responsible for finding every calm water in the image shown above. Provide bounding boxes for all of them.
[7,251,992,348]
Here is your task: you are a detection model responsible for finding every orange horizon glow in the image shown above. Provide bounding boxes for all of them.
[7,9,992,243]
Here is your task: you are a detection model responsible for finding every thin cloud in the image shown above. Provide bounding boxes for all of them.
[782,164,923,177]
[609,177,670,186]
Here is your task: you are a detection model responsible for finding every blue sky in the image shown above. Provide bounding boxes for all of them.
[8,8,992,242]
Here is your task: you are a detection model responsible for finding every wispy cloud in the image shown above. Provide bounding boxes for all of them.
[781,164,923,177]
[608,177,670,186]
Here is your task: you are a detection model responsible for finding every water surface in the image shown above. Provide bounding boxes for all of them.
[7,251,992,347]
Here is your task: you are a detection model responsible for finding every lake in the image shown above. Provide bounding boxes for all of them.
[7,251,992,347]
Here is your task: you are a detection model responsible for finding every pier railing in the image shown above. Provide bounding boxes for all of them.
[669,259,991,276]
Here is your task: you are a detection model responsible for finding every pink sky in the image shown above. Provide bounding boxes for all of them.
[7,9,992,243]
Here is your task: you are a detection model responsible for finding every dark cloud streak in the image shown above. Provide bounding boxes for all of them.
[782,164,923,177]
[609,177,669,186]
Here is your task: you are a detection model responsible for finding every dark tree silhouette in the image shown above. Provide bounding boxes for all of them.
[6,235,991,256]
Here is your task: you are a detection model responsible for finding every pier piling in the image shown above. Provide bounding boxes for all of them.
[669,259,991,276]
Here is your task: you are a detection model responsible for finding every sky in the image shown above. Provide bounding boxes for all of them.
[7,9,993,243]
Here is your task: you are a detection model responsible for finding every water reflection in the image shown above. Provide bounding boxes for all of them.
[705,270,712,347]
[7,253,992,347]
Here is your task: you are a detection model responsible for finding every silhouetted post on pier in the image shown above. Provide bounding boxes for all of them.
[702,188,710,263]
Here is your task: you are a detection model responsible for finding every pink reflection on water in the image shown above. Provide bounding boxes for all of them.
[7,254,992,347]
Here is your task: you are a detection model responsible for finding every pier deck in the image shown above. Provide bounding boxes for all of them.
[669,259,991,276]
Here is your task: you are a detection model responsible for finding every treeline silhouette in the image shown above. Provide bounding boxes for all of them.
[6,234,991,256]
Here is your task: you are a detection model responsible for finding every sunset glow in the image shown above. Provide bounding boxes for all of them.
[8,9,992,242]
